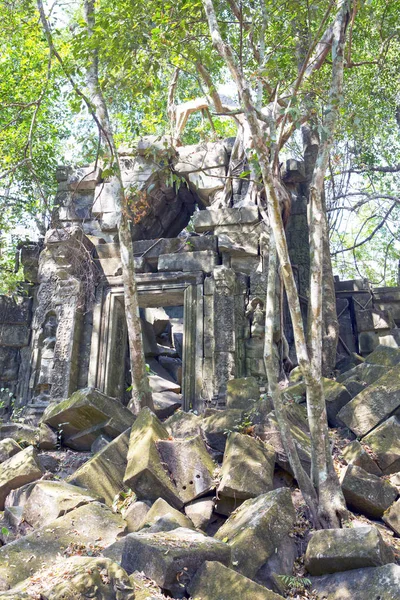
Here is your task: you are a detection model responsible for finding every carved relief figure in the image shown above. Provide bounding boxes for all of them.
[32,311,58,403]
[246,297,265,339]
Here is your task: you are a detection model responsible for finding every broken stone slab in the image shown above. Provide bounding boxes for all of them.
[214,488,295,581]
[0,439,21,464]
[0,423,38,446]
[133,236,218,267]
[37,423,58,450]
[91,433,111,454]
[0,502,125,590]
[201,409,245,455]
[123,408,182,508]
[341,464,398,519]
[187,561,284,600]
[137,497,193,531]
[4,505,23,532]
[156,435,216,504]
[152,391,182,419]
[362,416,400,474]
[158,250,218,273]
[337,366,400,437]
[214,494,244,517]
[217,232,259,256]
[322,379,352,427]
[383,497,400,536]
[217,432,275,500]
[226,377,260,410]
[311,564,400,600]
[141,317,159,356]
[14,556,134,599]
[305,526,394,576]
[121,527,231,597]
[123,500,151,533]
[41,387,135,451]
[184,497,215,530]
[342,440,382,476]
[0,446,43,510]
[192,207,260,232]
[365,344,400,367]
[158,356,182,384]
[336,362,386,393]
[164,410,202,439]
[263,411,311,476]
[21,480,102,529]
[67,428,130,506]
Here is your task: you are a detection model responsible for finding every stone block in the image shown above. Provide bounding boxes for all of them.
[311,564,400,600]
[263,412,311,476]
[21,480,101,529]
[201,409,244,454]
[121,527,231,597]
[164,410,202,439]
[362,416,400,474]
[123,500,151,533]
[156,435,216,504]
[341,464,398,518]
[226,377,259,409]
[214,494,244,517]
[358,331,379,354]
[337,366,400,437]
[0,438,21,464]
[38,423,58,450]
[322,378,352,427]
[158,250,218,273]
[0,502,125,590]
[218,432,275,500]
[214,488,295,581]
[137,497,193,531]
[193,207,260,232]
[92,180,118,214]
[342,440,382,476]
[158,356,182,384]
[383,497,400,536]
[0,296,31,324]
[0,423,39,445]
[67,428,130,505]
[184,497,215,530]
[187,561,284,600]
[41,387,135,451]
[305,526,394,576]
[152,391,182,419]
[217,232,259,256]
[0,446,43,509]
[0,347,19,381]
[133,236,218,267]
[365,344,400,366]
[337,362,386,394]
[230,255,262,274]
[123,408,182,508]
[0,324,30,347]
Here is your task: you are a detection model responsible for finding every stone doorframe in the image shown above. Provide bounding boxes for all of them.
[87,271,204,412]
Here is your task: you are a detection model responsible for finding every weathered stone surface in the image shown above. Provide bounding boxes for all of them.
[156,436,216,504]
[322,379,352,427]
[123,408,182,508]
[184,497,215,530]
[21,480,101,528]
[158,250,218,273]
[201,409,244,454]
[164,410,202,439]
[383,497,400,535]
[16,556,134,600]
[0,296,31,324]
[0,438,21,464]
[0,446,43,510]
[0,423,38,445]
[226,377,260,410]
[311,564,400,600]
[42,388,135,451]
[263,412,311,476]
[152,391,182,419]
[0,502,125,590]
[214,494,244,517]
[217,432,275,500]
[362,416,400,474]
[341,464,398,518]
[37,423,58,450]
[305,526,394,576]
[91,433,111,454]
[187,561,284,600]
[193,207,260,232]
[342,440,382,476]
[215,488,296,581]
[337,362,386,392]
[121,527,231,597]
[137,498,193,531]
[337,366,400,437]
[123,500,151,533]
[68,428,130,505]
[365,344,400,367]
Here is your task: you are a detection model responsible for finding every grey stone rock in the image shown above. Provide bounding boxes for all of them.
[137,498,193,531]
[214,494,244,517]
[187,561,284,600]
[0,438,21,464]
[342,440,382,476]
[184,497,215,530]
[164,410,202,439]
[0,446,43,510]
[123,500,151,533]
[91,434,111,454]
[214,488,295,581]
[311,564,400,600]
[152,391,182,419]
[322,379,352,427]
[158,250,218,273]
[363,416,400,474]
[226,377,260,410]
[217,432,275,500]
[383,497,400,536]
[366,344,400,367]
[341,464,398,518]
[121,527,231,597]
[37,423,58,450]
[0,423,38,446]
[305,526,394,576]
[201,409,244,454]
[192,207,260,232]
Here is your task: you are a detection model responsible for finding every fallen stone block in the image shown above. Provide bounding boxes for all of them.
[263,412,311,476]
[0,446,43,510]
[214,494,244,517]
[121,527,231,597]
[123,408,182,508]
[342,440,382,476]
[158,356,182,384]
[67,428,130,505]
[156,435,216,504]
[0,423,38,446]
[362,416,400,474]
[91,433,111,454]
[184,497,215,530]
[37,423,58,450]
[305,526,394,576]
[201,409,244,454]
[158,250,218,273]
[41,387,135,451]
[322,379,352,427]
[341,464,398,518]
[0,502,125,590]
[214,488,295,582]
[365,344,400,367]
[152,391,182,419]
[336,362,386,395]
[0,438,21,464]
[187,561,284,600]
[123,500,151,533]
[226,377,260,410]
[383,498,400,536]
[21,480,101,529]
[311,564,400,600]
[137,497,193,531]
[337,366,400,437]
[165,410,202,439]
[217,432,275,500]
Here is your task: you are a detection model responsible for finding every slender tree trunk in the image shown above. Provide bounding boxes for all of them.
[82,1,154,412]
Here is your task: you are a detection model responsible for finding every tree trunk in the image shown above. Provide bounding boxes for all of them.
[82,0,154,412]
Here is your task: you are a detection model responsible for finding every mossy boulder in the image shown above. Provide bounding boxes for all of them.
[201,409,245,455]
[164,410,202,439]
[311,564,400,600]
[365,344,400,367]
[226,377,260,410]
[0,439,21,464]
[342,440,382,476]
[362,416,400,474]
[137,497,193,531]
[0,446,43,510]
[341,464,398,519]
